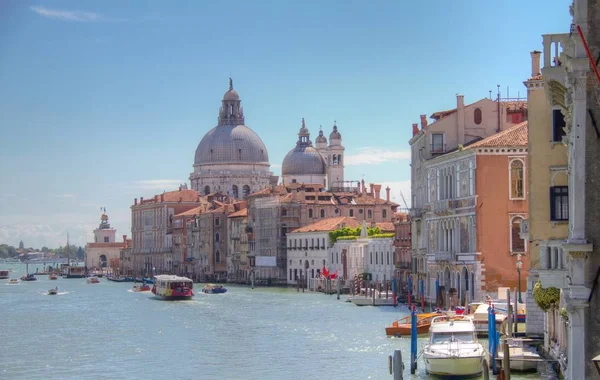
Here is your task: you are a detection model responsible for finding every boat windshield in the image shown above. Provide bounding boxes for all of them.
[431,332,476,344]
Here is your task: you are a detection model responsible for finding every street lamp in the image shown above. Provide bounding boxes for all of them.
[516,254,523,304]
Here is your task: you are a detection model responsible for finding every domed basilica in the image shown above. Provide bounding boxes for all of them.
[190,79,273,198]
[190,80,345,199]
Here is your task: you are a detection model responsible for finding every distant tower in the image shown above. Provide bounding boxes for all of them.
[18,240,24,250]
[325,121,345,188]
[94,210,116,244]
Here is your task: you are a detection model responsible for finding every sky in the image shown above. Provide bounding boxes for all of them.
[0,0,572,248]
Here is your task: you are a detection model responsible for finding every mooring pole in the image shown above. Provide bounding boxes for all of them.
[506,288,513,338]
[391,349,404,380]
[420,278,425,311]
[410,304,417,374]
[337,278,341,300]
[502,337,511,380]
[392,277,398,307]
[407,275,412,308]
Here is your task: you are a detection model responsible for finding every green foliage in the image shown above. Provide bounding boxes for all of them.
[329,226,393,243]
[0,244,17,259]
[560,307,568,321]
[532,281,560,312]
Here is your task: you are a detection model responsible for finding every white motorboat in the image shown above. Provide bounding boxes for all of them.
[497,338,541,372]
[347,289,395,306]
[87,276,100,284]
[8,278,19,285]
[423,314,485,377]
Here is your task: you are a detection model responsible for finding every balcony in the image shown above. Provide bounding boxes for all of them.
[434,251,454,261]
[519,219,529,240]
[541,33,570,86]
[433,199,452,213]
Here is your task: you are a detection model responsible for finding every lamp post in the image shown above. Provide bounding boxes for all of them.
[516,254,523,304]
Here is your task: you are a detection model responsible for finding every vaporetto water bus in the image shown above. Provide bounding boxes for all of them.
[151,275,194,300]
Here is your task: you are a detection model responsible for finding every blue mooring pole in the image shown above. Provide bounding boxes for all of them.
[490,305,498,374]
[435,278,439,311]
[410,304,417,374]
[392,277,398,307]
[407,275,412,307]
[419,279,425,311]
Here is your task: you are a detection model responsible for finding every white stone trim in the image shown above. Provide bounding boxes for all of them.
[509,213,528,255]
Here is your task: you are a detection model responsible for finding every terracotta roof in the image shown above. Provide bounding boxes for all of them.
[161,189,202,202]
[468,121,528,148]
[527,74,543,81]
[430,108,457,120]
[175,206,204,217]
[291,217,362,233]
[228,208,248,218]
[376,222,395,232]
[503,100,528,111]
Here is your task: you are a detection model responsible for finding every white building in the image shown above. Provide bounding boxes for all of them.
[85,211,127,272]
[190,79,273,198]
[331,222,395,283]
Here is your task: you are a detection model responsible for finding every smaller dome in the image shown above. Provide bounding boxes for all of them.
[330,122,341,140]
[101,213,108,221]
[223,78,240,101]
[282,146,326,175]
[316,128,327,144]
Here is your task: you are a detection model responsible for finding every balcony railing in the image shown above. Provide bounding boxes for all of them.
[434,251,454,261]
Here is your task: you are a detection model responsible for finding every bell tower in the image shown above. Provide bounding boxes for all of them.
[327,121,345,189]
[218,78,245,126]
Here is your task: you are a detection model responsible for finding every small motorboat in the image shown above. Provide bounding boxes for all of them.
[497,338,542,372]
[87,276,100,284]
[48,287,58,295]
[8,278,19,285]
[132,283,152,292]
[422,314,485,377]
[202,284,227,294]
[20,274,37,281]
[385,312,441,337]
[49,273,58,280]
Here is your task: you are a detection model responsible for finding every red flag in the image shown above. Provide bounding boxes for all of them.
[330,270,338,280]
[322,266,330,278]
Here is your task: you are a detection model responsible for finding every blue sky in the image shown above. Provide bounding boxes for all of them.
[0,1,571,248]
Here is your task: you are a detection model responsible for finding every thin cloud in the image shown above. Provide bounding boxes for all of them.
[345,148,411,166]
[29,6,124,22]
[129,180,185,190]
[53,194,75,198]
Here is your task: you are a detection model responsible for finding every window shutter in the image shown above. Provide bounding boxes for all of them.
[550,187,556,221]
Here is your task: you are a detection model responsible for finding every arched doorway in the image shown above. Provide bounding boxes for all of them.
[461,267,469,304]
[99,254,107,268]
[444,267,451,287]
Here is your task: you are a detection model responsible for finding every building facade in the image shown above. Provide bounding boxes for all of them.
[190,79,273,198]
[227,208,249,283]
[393,213,411,283]
[85,212,128,274]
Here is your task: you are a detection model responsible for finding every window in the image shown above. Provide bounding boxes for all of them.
[242,185,251,199]
[281,208,287,216]
[550,186,569,221]
[289,269,292,280]
[382,210,387,218]
[510,160,524,199]
[215,233,220,243]
[349,209,354,217]
[204,185,210,195]
[232,185,239,198]
[322,238,325,248]
[215,250,221,263]
[367,210,372,219]
[370,252,373,264]
[431,133,444,153]
[552,109,566,142]
[103,236,109,242]
[308,209,313,218]
[387,252,390,265]
[215,217,220,226]
[320,209,325,218]
[375,252,378,264]
[474,108,482,125]
[510,217,525,253]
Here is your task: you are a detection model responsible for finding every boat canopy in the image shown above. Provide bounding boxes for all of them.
[154,275,193,282]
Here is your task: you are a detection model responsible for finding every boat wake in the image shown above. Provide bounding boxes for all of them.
[40,291,69,296]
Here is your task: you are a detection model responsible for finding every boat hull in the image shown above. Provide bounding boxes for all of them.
[349,297,395,306]
[424,356,483,377]
[153,295,193,301]
[66,274,85,279]
[385,324,430,336]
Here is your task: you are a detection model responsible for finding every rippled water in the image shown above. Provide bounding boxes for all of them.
[1,264,541,379]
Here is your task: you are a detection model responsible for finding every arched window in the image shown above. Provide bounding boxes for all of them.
[204,185,210,195]
[232,185,238,198]
[387,252,390,265]
[333,155,338,165]
[281,208,287,216]
[382,210,387,218]
[215,250,221,263]
[510,216,525,253]
[510,160,525,199]
[308,209,313,218]
[215,233,220,243]
[349,209,354,217]
[336,252,339,263]
[320,209,325,218]
[242,185,251,199]
[370,252,373,264]
[474,108,482,125]
[337,155,342,165]
[375,252,378,264]
[367,209,372,219]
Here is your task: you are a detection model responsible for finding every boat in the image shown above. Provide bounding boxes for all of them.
[66,266,86,279]
[132,283,152,292]
[0,270,9,279]
[49,273,58,280]
[106,276,136,283]
[48,287,58,295]
[497,338,542,372]
[20,274,37,281]
[202,284,227,294]
[385,312,441,337]
[151,275,194,300]
[422,314,485,377]
[87,276,100,284]
[466,303,508,335]
[347,290,395,306]
[8,278,19,285]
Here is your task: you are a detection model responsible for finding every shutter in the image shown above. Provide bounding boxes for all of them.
[549,187,556,221]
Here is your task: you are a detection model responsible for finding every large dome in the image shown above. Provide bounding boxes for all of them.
[194,124,269,165]
[282,145,326,175]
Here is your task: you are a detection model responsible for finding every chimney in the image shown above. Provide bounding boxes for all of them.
[122,234,127,242]
[420,114,428,129]
[385,186,390,202]
[531,50,541,77]
[361,179,366,195]
[134,198,138,205]
[412,123,419,136]
[373,184,382,199]
[369,183,374,198]
[140,197,144,203]
[161,193,164,202]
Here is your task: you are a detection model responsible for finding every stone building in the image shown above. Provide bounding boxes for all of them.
[527,1,600,378]
[85,211,128,274]
[190,79,273,198]
[393,213,411,283]
[227,207,249,283]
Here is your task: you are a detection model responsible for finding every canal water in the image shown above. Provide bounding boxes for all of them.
[1,264,541,379]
